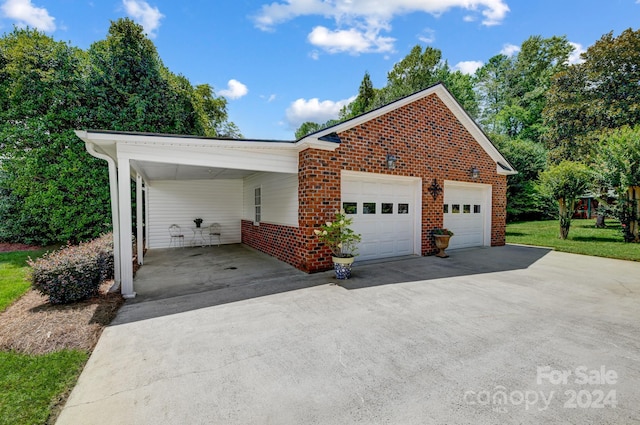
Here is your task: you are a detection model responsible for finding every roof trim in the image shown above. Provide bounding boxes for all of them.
[75,130,339,153]
[299,83,518,176]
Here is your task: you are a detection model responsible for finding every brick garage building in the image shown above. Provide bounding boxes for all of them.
[79,83,516,297]
[243,83,516,273]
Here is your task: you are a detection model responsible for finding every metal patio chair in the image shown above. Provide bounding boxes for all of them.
[208,223,221,246]
[168,224,185,248]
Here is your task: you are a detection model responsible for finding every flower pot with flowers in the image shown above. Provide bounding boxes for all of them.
[432,228,454,258]
[193,218,203,228]
[314,210,362,279]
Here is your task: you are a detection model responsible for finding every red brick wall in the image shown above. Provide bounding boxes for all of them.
[243,92,507,273]
[241,220,308,270]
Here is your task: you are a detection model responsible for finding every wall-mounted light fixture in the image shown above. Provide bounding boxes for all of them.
[470,166,480,179]
[386,154,398,170]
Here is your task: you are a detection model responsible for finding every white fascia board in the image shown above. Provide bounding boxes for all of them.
[76,130,302,152]
[117,143,298,174]
[76,130,299,174]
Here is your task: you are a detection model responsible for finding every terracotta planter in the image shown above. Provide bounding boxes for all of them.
[434,235,451,258]
[332,256,355,279]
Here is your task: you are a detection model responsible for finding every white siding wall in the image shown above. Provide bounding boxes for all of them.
[148,180,243,248]
[242,173,298,227]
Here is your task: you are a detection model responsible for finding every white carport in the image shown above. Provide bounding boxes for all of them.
[76,130,336,298]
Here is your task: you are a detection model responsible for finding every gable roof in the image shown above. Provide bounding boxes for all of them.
[299,83,517,176]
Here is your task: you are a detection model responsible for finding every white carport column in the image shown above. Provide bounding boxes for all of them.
[117,156,136,298]
[136,173,144,266]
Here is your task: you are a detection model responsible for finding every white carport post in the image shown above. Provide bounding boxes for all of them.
[136,173,144,266]
[118,155,136,298]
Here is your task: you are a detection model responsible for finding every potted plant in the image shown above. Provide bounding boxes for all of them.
[193,218,203,228]
[314,210,362,279]
[432,228,454,258]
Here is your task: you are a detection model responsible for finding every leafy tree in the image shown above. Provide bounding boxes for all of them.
[0,21,241,245]
[495,137,552,220]
[343,71,376,118]
[84,18,196,134]
[191,83,242,138]
[0,27,111,245]
[544,28,640,162]
[375,45,478,115]
[596,126,640,242]
[474,54,513,133]
[295,121,323,139]
[475,35,572,144]
[539,161,593,239]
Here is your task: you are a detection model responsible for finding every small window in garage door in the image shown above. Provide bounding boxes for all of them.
[343,202,357,214]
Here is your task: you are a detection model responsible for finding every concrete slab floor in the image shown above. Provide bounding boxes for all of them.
[56,245,640,425]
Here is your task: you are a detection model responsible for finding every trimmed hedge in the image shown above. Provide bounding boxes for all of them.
[29,233,114,304]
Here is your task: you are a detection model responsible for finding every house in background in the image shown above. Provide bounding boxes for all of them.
[76,83,517,298]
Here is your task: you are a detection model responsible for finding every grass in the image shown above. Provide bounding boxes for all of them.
[0,250,47,312]
[506,219,640,261]
[1,248,88,425]
[0,350,88,425]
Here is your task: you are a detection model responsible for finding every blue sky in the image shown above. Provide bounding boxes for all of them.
[0,0,638,140]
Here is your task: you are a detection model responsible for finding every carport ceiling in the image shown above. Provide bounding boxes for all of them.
[133,160,257,181]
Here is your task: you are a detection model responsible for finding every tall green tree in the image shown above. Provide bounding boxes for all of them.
[539,161,593,239]
[376,45,478,115]
[474,54,513,133]
[341,71,376,119]
[544,28,640,162]
[0,20,242,245]
[0,28,111,244]
[84,18,196,133]
[475,35,572,144]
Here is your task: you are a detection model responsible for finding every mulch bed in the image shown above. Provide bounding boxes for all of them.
[0,281,124,355]
[0,242,42,253]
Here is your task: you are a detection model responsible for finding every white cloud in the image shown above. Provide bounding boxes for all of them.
[0,0,56,32]
[219,79,249,100]
[418,28,435,44]
[308,26,394,54]
[500,43,520,56]
[454,60,483,75]
[568,42,586,65]
[286,95,356,129]
[254,0,509,55]
[122,0,163,38]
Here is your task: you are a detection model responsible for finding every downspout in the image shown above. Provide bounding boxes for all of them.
[85,141,121,290]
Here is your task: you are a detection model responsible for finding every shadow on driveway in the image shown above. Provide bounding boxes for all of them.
[113,244,551,325]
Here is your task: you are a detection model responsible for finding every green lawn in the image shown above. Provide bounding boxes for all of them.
[506,219,640,261]
[0,350,88,425]
[0,249,88,425]
[0,250,47,312]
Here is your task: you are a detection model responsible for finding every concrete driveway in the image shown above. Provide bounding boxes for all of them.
[56,245,640,424]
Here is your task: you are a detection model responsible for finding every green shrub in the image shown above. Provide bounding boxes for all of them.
[28,233,114,304]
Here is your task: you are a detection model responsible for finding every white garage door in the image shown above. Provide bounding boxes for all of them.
[342,173,420,262]
[443,182,491,250]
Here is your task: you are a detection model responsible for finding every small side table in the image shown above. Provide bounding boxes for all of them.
[190,227,207,247]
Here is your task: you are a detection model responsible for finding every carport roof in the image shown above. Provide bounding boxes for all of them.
[76,129,340,182]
